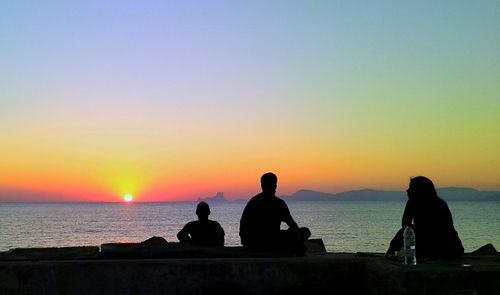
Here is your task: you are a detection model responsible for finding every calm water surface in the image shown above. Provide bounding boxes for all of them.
[0,201,498,252]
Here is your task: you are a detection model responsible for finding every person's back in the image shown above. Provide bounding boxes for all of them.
[240,192,293,248]
[179,219,225,246]
[413,196,463,259]
[386,176,463,260]
[239,172,310,253]
[177,202,225,246]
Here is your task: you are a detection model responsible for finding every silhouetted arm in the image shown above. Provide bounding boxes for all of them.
[282,204,299,229]
[386,227,404,258]
[177,223,192,243]
[284,215,299,229]
[239,203,251,240]
[218,224,225,246]
[401,199,415,228]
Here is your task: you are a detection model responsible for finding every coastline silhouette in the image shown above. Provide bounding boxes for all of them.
[386,176,464,260]
[239,172,311,255]
[177,202,225,246]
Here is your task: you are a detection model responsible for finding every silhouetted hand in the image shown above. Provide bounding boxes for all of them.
[385,250,399,261]
[299,228,311,241]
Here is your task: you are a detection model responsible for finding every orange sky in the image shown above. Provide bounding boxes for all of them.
[1,2,499,202]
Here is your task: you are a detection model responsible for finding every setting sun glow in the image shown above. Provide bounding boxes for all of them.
[0,2,498,203]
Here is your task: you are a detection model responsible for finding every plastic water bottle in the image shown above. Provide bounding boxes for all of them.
[403,226,417,265]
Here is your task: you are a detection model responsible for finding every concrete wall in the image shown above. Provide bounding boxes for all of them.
[1,254,499,295]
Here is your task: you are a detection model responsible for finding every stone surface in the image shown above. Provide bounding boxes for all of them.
[99,239,327,259]
[304,239,327,255]
[0,247,99,261]
[472,243,497,255]
[0,253,498,295]
[0,241,497,295]
[363,254,500,295]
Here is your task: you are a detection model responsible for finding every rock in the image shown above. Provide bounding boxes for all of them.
[305,239,327,255]
[99,239,327,259]
[100,242,169,259]
[140,236,169,246]
[472,243,497,255]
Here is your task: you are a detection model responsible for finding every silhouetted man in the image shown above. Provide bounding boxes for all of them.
[177,202,225,246]
[239,172,311,254]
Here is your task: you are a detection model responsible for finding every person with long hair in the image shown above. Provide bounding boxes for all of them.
[386,176,464,260]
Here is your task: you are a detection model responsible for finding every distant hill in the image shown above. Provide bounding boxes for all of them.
[197,192,228,203]
[436,187,500,201]
[283,188,500,202]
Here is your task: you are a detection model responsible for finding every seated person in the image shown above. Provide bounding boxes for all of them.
[239,172,311,254]
[386,176,464,260]
[177,202,225,246]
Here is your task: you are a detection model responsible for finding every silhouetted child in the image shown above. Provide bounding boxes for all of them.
[177,202,225,246]
[386,176,464,260]
[239,172,311,255]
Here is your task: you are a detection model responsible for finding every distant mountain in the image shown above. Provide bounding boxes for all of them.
[284,189,402,201]
[285,189,335,201]
[437,187,500,201]
[197,192,228,203]
[284,188,500,202]
[335,189,403,201]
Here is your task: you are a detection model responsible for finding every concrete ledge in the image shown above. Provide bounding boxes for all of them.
[0,246,99,260]
[0,239,327,261]
[0,254,498,295]
[100,239,327,259]
[362,254,500,295]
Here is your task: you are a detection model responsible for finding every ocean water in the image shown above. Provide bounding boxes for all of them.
[0,201,498,253]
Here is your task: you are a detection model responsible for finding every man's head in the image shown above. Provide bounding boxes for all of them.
[196,202,210,220]
[260,172,278,194]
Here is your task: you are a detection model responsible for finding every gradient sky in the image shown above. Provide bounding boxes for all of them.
[1,1,499,202]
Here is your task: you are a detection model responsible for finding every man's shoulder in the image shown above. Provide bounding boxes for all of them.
[273,195,287,203]
[247,193,288,205]
[184,220,198,227]
[271,195,289,207]
[208,220,225,231]
[180,220,198,232]
[250,192,266,200]
[208,219,222,226]
[246,193,265,205]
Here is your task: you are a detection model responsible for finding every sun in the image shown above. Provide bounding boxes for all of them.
[124,194,133,202]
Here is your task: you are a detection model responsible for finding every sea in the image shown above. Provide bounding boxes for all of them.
[1,201,499,253]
